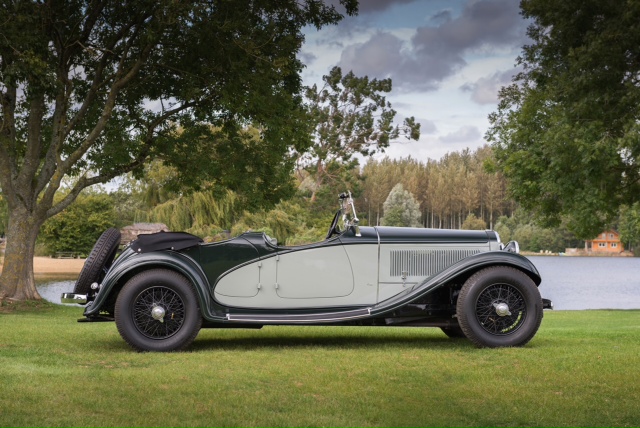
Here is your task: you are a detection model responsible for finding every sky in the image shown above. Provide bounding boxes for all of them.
[298,0,531,162]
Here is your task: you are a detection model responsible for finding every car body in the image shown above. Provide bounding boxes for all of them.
[62,192,552,351]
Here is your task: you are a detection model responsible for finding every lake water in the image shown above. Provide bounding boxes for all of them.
[37,256,640,310]
[529,256,640,310]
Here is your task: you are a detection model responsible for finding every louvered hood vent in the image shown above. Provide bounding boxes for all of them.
[390,249,480,278]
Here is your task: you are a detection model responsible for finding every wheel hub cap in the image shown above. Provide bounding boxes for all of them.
[494,302,511,317]
[151,305,166,323]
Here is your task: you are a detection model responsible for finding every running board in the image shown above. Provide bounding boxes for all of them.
[226,307,371,324]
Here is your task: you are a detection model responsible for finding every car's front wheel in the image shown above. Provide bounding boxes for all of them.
[456,266,543,348]
[115,269,202,352]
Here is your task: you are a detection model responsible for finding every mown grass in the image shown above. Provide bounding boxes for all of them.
[1,305,639,427]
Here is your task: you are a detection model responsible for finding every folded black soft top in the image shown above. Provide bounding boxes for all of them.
[130,231,203,253]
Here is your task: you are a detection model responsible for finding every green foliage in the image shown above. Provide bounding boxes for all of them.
[40,193,117,256]
[143,190,240,232]
[618,203,640,251]
[230,200,327,245]
[0,0,357,210]
[381,184,422,228]
[0,0,358,299]
[488,0,640,239]
[302,160,364,219]
[362,146,509,229]
[285,227,326,246]
[301,66,420,199]
[494,210,579,253]
[461,214,487,230]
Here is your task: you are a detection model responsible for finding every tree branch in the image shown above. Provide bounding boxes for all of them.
[44,141,153,219]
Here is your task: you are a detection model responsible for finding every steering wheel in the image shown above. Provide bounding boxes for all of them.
[325,209,342,240]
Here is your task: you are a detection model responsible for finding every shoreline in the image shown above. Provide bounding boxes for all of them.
[0,257,85,276]
[522,251,635,257]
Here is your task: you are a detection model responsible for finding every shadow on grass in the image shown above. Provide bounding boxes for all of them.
[188,328,475,352]
[89,323,551,353]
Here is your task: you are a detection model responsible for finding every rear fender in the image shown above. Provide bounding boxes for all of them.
[83,249,217,319]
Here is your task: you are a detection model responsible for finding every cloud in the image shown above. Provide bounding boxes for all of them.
[429,9,453,24]
[439,125,482,143]
[299,51,318,66]
[337,0,527,92]
[419,119,437,134]
[339,31,407,78]
[460,68,518,105]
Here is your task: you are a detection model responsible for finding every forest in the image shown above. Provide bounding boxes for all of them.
[0,145,594,256]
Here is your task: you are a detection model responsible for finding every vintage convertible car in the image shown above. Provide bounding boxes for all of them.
[62,192,552,352]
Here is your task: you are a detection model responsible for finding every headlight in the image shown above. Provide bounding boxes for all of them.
[503,241,520,254]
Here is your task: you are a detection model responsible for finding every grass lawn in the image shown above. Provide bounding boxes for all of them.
[1,303,639,427]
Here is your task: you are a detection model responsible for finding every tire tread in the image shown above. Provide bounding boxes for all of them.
[74,228,121,294]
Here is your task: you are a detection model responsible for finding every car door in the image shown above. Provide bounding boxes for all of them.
[275,245,354,299]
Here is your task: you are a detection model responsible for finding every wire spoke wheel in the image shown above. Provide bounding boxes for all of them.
[475,283,526,335]
[133,286,186,339]
[457,266,543,348]
[116,269,202,352]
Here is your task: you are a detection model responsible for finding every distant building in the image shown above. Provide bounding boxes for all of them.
[121,223,169,245]
[587,230,624,253]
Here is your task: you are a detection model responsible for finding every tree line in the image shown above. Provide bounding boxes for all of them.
[360,146,512,230]
[7,141,640,257]
[7,146,548,254]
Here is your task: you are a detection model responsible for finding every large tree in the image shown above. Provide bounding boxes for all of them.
[300,66,420,201]
[0,0,357,301]
[487,0,640,238]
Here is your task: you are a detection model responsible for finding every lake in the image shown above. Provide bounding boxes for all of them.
[529,256,640,310]
[37,256,640,310]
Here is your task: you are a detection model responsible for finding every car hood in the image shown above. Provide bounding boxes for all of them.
[373,226,494,244]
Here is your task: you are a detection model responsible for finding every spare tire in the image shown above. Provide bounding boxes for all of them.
[73,228,122,295]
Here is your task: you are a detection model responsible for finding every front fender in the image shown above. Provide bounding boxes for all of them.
[371,251,541,316]
[83,248,222,320]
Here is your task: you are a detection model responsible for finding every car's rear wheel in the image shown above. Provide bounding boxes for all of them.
[74,228,121,295]
[456,266,543,348]
[115,269,202,352]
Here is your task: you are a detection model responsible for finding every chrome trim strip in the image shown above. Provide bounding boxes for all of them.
[226,308,370,324]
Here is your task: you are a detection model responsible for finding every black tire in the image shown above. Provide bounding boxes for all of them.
[115,269,202,352]
[73,228,121,294]
[457,266,543,348]
[440,324,466,338]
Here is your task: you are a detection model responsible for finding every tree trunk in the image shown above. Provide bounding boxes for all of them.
[0,209,45,301]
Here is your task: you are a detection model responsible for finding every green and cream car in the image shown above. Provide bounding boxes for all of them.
[63,192,551,352]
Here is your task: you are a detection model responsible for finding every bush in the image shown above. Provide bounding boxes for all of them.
[40,193,117,256]
[381,183,422,228]
[461,213,487,230]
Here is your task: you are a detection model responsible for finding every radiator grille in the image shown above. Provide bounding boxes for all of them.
[390,249,480,277]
